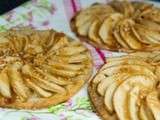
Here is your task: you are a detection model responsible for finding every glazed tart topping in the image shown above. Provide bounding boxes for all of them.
[93,52,160,120]
[72,1,160,51]
[0,28,92,109]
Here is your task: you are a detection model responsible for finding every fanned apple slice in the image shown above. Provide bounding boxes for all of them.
[76,4,114,27]
[128,86,140,120]
[32,77,66,94]
[51,54,88,63]
[88,19,103,44]
[93,73,107,84]
[58,46,86,56]
[97,73,127,96]
[106,55,145,63]
[113,75,156,120]
[146,91,160,120]
[113,22,129,49]
[122,1,135,17]
[8,65,31,101]
[48,62,84,71]
[97,74,117,96]
[101,59,154,71]
[136,19,160,31]
[104,73,130,114]
[48,35,69,52]
[151,54,160,63]
[135,25,160,44]
[99,13,123,47]
[43,65,78,77]
[101,64,156,77]
[22,65,71,86]
[0,69,11,98]
[45,31,57,48]
[119,19,142,50]
[77,18,95,36]
[129,51,160,59]
[25,79,52,98]
[141,7,160,23]
[139,101,155,120]
[133,3,153,19]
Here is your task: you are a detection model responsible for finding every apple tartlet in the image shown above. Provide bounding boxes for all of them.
[0,28,92,109]
[88,51,160,120]
[71,1,160,52]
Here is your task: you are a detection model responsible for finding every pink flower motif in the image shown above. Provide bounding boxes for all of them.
[28,23,35,28]
[59,113,66,120]
[42,21,50,26]
[50,4,56,14]
[32,0,37,3]
[65,99,73,108]
[28,11,33,22]
[30,116,40,120]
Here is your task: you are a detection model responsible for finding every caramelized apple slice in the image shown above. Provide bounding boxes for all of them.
[99,13,123,47]
[104,73,130,114]
[51,54,88,63]
[43,65,78,77]
[113,22,129,49]
[97,73,126,96]
[119,19,142,50]
[58,46,86,56]
[128,86,140,120]
[25,79,52,98]
[113,75,156,120]
[139,101,155,120]
[101,64,156,78]
[48,36,69,53]
[146,91,160,120]
[49,62,84,71]
[76,4,114,27]
[101,59,154,71]
[88,19,102,44]
[32,77,66,94]
[8,64,30,101]
[0,70,11,98]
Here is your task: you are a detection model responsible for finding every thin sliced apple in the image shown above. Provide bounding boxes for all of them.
[113,75,156,120]
[146,91,160,120]
[101,59,154,72]
[113,22,129,49]
[119,19,142,50]
[99,13,123,47]
[98,73,128,96]
[93,73,107,84]
[122,1,135,17]
[136,19,160,31]
[88,19,103,44]
[104,73,130,114]
[101,64,156,78]
[0,70,11,98]
[128,86,140,120]
[139,101,155,120]
[25,78,52,98]
[76,4,114,27]
[77,18,95,36]
[135,24,160,44]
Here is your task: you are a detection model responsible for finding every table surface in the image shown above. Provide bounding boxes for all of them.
[0,0,156,120]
